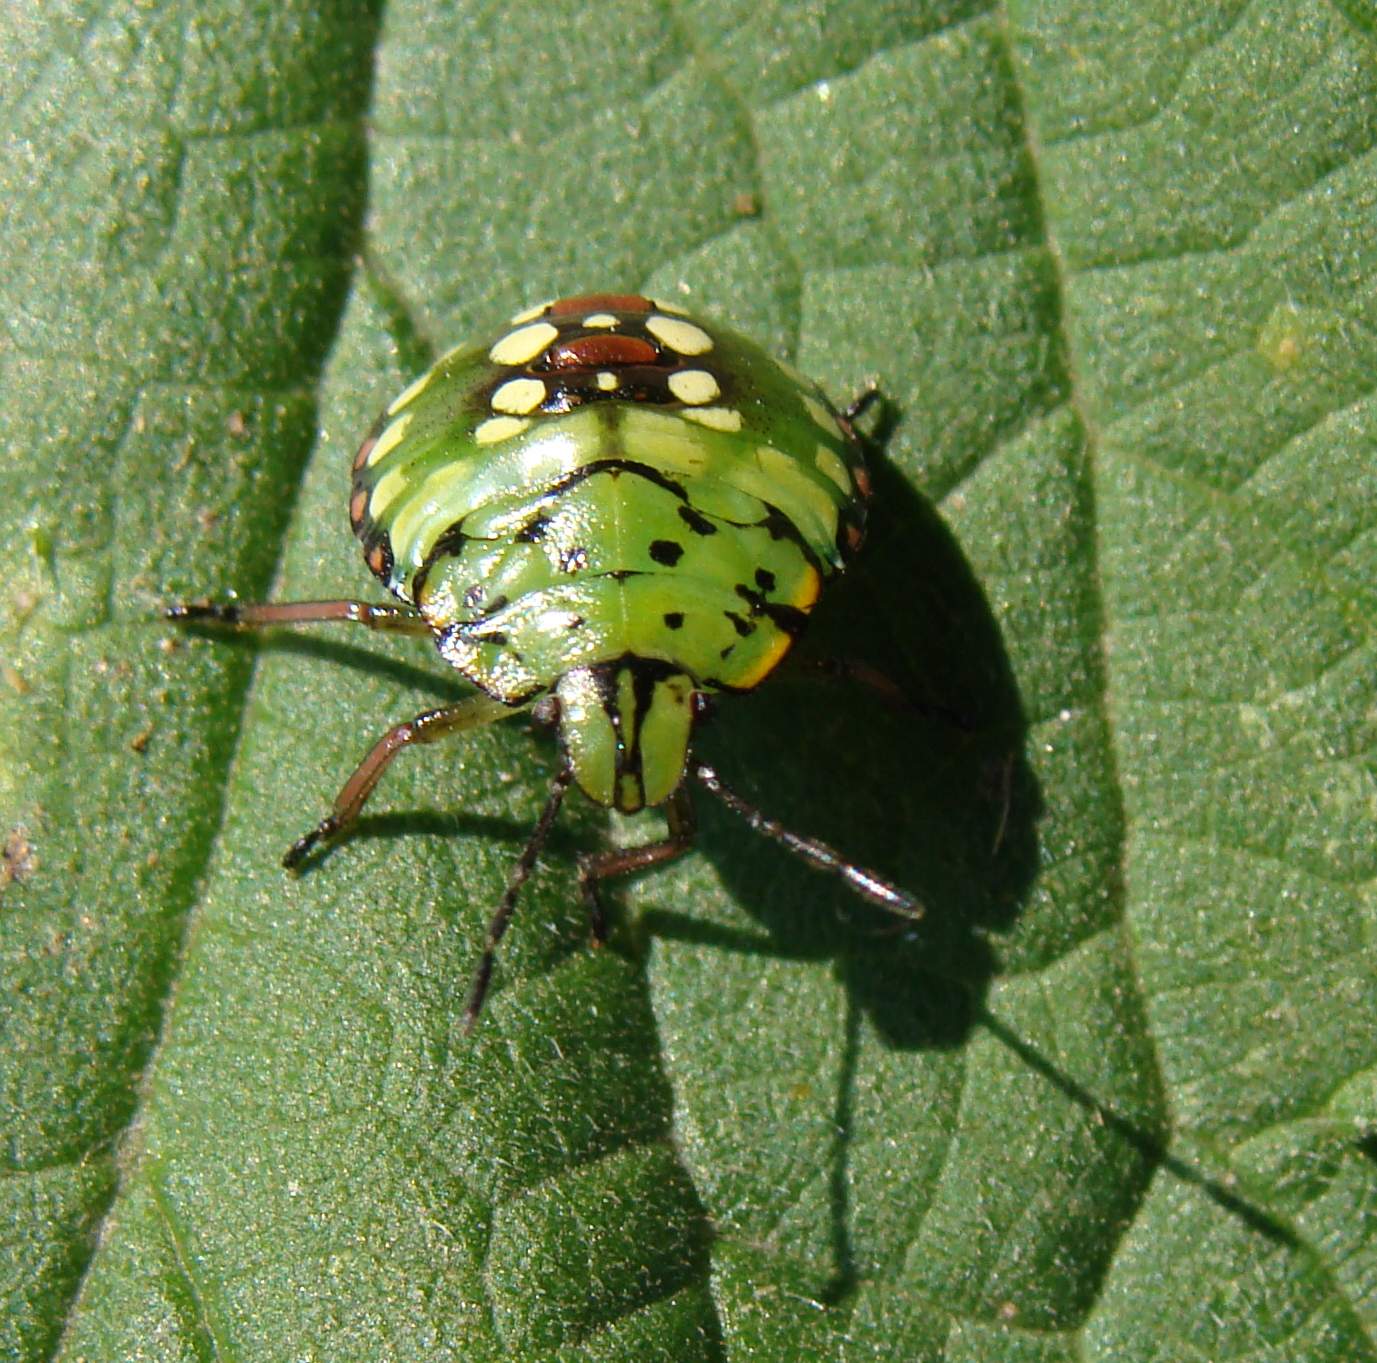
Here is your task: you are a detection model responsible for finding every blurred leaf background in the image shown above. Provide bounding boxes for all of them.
[3,2,1376,1359]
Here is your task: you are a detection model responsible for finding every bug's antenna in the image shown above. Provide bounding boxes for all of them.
[693,763,923,920]
[463,766,574,1032]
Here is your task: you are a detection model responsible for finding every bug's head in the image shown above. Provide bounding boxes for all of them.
[552,661,698,813]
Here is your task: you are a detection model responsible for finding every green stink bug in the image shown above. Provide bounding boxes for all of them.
[168,292,920,1027]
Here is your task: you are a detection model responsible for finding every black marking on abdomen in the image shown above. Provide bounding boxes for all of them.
[762,602,807,636]
[649,539,684,567]
[516,513,551,543]
[734,582,807,638]
[542,458,691,506]
[677,505,717,536]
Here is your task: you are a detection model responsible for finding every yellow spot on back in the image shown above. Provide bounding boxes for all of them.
[681,405,741,432]
[732,631,794,691]
[509,300,550,324]
[802,393,843,439]
[596,371,619,391]
[489,322,559,366]
[475,415,531,444]
[815,444,851,491]
[583,312,619,328]
[647,315,713,355]
[366,411,414,466]
[790,564,823,611]
[491,377,547,415]
[386,370,434,417]
[369,465,409,520]
[667,369,720,405]
[650,296,690,315]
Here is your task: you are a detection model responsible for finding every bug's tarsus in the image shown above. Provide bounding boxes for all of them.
[463,768,574,1033]
[842,383,882,425]
[575,786,698,944]
[282,818,339,872]
[693,762,923,920]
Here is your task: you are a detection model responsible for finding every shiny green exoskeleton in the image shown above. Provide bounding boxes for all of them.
[169,292,917,1028]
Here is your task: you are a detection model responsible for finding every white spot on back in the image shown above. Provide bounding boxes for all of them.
[475,415,532,445]
[491,377,547,415]
[647,315,713,356]
[583,312,619,328]
[489,322,559,366]
[509,300,550,324]
[681,405,741,432]
[596,371,619,391]
[386,370,433,417]
[369,465,409,520]
[367,411,414,466]
[668,369,720,405]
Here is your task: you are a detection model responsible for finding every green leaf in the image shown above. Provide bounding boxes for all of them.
[3,2,1375,1359]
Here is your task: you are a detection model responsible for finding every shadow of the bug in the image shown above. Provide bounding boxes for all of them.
[643,457,1040,1053]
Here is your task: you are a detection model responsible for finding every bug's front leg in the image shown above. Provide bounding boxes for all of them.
[166,598,433,635]
[283,693,515,869]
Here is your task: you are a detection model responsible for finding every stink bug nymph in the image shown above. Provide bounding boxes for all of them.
[168,292,921,1028]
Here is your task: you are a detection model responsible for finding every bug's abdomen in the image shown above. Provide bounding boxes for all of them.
[415,454,824,703]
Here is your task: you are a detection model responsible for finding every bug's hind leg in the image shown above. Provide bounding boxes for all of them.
[692,762,923,920]
[788,654,973,731]
[576,786,698,945]
[283,693,515,870]
[463,768,574,1033]
[166,599,432,635]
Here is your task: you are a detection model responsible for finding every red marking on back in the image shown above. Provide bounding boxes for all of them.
[853,463,873,499]
[349,488,369,528]
[548,293,653,316]
[545,333,659,369]
[352,436,376,472]
[367,543,389,577]
[844,523,865,554]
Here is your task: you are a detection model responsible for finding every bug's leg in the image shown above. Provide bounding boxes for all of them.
[841,383,881,425]
[693,763,923,920]
[463,768,573,1033]
[576,786,698,945]
[282,693,515,869]
[788,655,974,731]
[166,599,432,635]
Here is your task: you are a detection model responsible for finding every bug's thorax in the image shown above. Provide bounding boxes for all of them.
[555,662,696,812]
